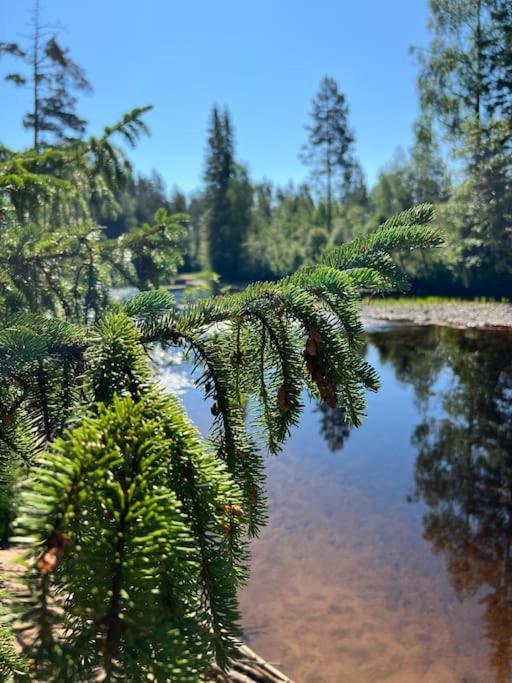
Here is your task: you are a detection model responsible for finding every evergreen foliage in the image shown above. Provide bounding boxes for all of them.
[300,76,358,230]
[0,0,92,149]
[0,108,186,318]
[15,391,244,681]
[413,0,512,293]
[0,105,442,675]
[0,590,26,681]
[203,106,251,279]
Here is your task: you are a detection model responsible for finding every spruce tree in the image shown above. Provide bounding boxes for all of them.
[203,106,232,275]
[300,76,357,230]
[0,0,92,149]
[203,106,250,279]
[409,117,450,205]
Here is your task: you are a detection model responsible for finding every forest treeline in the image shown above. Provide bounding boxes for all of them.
[1,0,511,298]
[98,0,512,297]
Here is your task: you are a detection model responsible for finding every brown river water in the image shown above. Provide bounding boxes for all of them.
[169,325,512,683]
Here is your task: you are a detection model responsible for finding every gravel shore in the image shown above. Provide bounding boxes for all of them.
[362,301,512,330]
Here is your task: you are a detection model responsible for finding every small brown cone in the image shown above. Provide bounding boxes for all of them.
[277,385,290,413]
[225,504,245,518]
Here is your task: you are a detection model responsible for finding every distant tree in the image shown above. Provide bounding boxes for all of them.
[203,106,250,279]
[203,106,233,275]
[0,0,92,149]
[413,0,512,293]
[245,183,318,278]
[372,150,415,220]
[372,124,449,224]
[253,181,273,224]
[228,163,253,272]
[413,0,512,162]
[445,130,512,293]
[409,117,450,204]
[244,181,276,278]
[134,171,171,223]
[488,0,512,132]
[342,160,369,207]
[331,203,372,246]
[368,133,454,293]
[187,192,207,270]
[99,170,172,239]
[413,0,494,164]
[300,76,357,230]
[169,186,188,214]
[307,226,329,260]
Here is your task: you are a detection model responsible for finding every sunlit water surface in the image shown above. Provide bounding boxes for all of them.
[163,325,512,683]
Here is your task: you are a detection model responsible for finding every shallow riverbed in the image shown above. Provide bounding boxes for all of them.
[171,324,512,683]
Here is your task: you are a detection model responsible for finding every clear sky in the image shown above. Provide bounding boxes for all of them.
[1,0,430,194]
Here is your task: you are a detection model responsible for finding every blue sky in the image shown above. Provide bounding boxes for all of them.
[1,0,430,194]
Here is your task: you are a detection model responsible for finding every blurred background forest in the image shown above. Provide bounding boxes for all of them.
[2,0,511,296]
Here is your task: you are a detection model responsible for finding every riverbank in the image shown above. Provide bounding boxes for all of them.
[362,300,512,330]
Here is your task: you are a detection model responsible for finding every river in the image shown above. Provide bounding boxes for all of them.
[165,324,512,683]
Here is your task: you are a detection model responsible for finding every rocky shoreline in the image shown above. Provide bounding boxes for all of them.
[362,301,512,330]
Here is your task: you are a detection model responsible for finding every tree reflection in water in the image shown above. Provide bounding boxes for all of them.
[371,326,512,683]
[315,402,351,452]
[314,339,369,452]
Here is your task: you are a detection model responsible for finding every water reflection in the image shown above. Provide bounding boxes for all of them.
[371,326,512,683]
[165,325,512,681]
[315,402,351,452]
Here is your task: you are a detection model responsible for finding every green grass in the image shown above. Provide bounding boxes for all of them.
[173,270,219,283]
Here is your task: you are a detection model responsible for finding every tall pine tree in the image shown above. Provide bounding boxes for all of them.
[0,0,92,149]
[203,106,250,279]
[300,76,357,231]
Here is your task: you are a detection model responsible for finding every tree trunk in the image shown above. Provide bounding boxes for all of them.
[32,0,41,151]
[326,151,332,231]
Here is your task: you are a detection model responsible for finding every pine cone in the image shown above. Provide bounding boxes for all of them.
[225,504,244,517]
[277,384,291,412]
